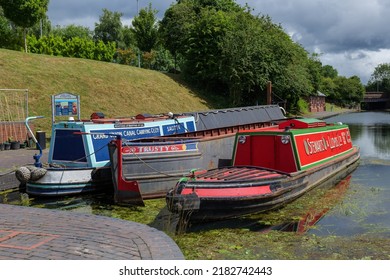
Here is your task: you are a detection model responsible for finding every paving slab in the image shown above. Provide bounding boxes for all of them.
[0,204,184,260]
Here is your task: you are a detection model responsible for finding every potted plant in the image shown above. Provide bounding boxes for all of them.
[8,137,20,150]
[3,141,11,150]
[0,142,4,151]
[20,140,28,149]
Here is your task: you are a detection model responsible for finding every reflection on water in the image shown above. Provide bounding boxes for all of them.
[348,124,390,160]
[175,175,354,234]
[314,111,390,236]
[327,111,390,160]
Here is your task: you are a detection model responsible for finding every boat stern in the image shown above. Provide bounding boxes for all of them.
[166,179,201,213]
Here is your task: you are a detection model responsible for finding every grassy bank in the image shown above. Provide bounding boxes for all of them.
[0,49,214,134]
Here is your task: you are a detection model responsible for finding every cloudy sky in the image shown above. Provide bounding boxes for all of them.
[47,0,390,84]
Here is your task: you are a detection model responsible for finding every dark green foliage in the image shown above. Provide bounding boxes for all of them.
[159,3,196,71]
[334,76,365,105]
[94,9,124,48]
[0,0,48,28]
[28,15,51,38]
[131,3,159,52]
[51,24,93,41]
[122,25,136,49]
[366,63,390,93]
[321,65,338,79]
[160,1,317,110]
[150,46,176,72]
[0,7,22,49]
[0,0,49,52]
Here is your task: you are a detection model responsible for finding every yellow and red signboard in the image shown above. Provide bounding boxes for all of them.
[121,143,197,154]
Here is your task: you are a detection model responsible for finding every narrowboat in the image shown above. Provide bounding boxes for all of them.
[21,113,197,196]
[19,105,285,197]
[166,118,360,221]
[108,120,275,205]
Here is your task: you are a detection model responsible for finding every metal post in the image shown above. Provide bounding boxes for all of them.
[25,89,29,118]
[266,81,272,105]
[137,0,141,68]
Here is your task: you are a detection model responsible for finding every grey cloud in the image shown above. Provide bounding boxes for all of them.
[48,0,173,28]
[251,0,390,54]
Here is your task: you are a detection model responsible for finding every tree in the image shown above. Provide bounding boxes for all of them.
[306,54,322,93]
[29,14,51,38]
[321,65,338,79]
[320,77,338,102]
[220,12,275,105]
[367,63,390,92]
[131,3,159,53]
[185,8,233,84]
[94,8,123,48]
[0,0,49,52]
[52,24,93,41]
[0,6,16,49]
[334,76,365,106]
[159,3,196,71]
[122,25,136,49]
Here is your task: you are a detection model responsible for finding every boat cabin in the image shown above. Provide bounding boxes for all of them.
[48,115,197,168]
[232,118,353,173]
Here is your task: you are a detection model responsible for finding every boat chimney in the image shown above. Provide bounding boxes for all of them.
[267,81,272,105]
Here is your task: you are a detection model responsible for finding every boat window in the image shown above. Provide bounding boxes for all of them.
[52,129,87,162]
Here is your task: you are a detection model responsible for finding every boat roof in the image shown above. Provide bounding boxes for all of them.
[278,118,327,129]
[238,118,343,134]
[184,104,285,130]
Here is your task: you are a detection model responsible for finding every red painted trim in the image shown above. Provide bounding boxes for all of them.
[116,138,140,193]
[181,185,272,197]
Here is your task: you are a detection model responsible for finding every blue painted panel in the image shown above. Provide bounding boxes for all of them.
[186,121,196,132]
[91,126,162,162]
[52,129,87,162]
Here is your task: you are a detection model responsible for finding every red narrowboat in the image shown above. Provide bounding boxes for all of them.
[166,118,360,221]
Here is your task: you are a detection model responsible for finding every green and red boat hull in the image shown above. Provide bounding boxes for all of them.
[166,119,361,221]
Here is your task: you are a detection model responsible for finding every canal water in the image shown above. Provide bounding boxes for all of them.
[2,111,390,259]
[309,112,390,238]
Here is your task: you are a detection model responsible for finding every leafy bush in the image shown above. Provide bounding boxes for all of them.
[27,35,116,62]
[115,48,138,66]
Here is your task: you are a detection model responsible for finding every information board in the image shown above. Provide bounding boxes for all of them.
[51,92,80,123]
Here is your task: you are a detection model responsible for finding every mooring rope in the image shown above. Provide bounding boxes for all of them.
[122,140,181,178]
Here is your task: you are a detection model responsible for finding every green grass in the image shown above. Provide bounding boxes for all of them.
[0,49,214,134]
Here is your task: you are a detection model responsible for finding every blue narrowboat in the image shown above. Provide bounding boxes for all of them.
[24,113,196,196]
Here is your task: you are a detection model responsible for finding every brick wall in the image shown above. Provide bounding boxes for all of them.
[0,122,34,143]
[308,96,326,112]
